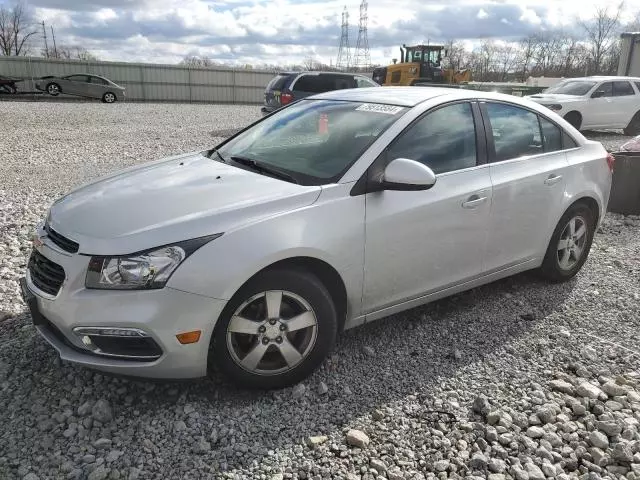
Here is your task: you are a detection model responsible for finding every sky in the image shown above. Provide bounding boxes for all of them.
[9,0,640,67]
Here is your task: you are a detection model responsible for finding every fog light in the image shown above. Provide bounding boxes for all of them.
[176,330,201,344]
[73,327,148,337]
[81,336,92,346]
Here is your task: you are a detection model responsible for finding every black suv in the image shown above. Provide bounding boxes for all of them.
[261,71,379,115]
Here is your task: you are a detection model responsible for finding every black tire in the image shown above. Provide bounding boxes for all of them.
[564,111,582,130]
[624,112,640,136]
[211,268,337,389]
[102,92,117,103]
[46,82,61,96]
[539,202,595,282]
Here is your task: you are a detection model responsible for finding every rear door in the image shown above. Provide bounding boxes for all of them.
[87,76,109,99]
[611,81,638,127]
[264,74,293,108]
[481,101,570,271]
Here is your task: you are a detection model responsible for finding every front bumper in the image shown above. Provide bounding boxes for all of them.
[21,236,228,379]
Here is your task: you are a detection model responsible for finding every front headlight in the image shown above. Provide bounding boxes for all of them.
[85,234,221,290]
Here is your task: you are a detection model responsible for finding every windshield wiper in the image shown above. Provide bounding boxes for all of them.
[210,149,226,163]
[230,155,299,184]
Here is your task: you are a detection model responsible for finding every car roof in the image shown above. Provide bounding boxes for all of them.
[560,76,640,82]
[310,86,534,107]
[277,71,369,78]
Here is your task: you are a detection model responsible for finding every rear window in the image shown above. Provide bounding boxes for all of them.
[266,74,292,91]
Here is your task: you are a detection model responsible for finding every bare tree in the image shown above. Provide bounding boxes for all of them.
[43,45,98,61]
[0,1,37,56]
[580,2,623,74]
[495,43,520,81]
[180,55,216,68]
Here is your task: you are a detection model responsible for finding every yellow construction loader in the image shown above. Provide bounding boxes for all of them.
[372,44,471,86]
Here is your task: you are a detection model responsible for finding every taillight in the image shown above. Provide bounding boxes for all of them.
[280,92,294,105]
[606,153,615,173]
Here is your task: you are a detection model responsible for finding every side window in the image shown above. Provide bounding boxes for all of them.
[356,76,377,88]
[635,82,640,94]
[613,81,635,96]
[65,75,88,82]
[539,116,562,153]
[485,102,543,162]
[593,82,613,98]
[90,76,108,85]
[332,75,356,90]
[293,75,323,93]
[387,102,477,175]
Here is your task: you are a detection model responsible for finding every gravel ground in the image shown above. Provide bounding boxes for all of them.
[1,102,639,480]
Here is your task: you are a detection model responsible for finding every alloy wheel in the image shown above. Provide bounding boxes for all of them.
[104,93,115,103]
[226,290,318,375]
[557,215,588,271]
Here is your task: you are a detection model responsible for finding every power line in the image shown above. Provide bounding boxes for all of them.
[336,6,350,70]
[353,0,371,70]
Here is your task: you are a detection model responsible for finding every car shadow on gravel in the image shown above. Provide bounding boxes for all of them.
[1,269,579,474]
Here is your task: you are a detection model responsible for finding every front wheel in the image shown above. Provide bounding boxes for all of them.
[211,268,337,389]
[539,203,595,282]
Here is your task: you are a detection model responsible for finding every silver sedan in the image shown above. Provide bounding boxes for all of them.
[35,73,125,103]
[22,87,612,389]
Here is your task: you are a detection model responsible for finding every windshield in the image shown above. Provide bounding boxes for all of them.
[545,80,596,96]
[216,99,407,185]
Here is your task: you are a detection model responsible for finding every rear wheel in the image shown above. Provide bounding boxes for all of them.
[46,83,61,96]
[539,203,595,282]
[624,112,640,136]
[211,269,337,389]
[102,92,117,103]
[564,111,582,130]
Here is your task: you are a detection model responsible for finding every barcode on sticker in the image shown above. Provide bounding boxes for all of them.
[355,103,404,115]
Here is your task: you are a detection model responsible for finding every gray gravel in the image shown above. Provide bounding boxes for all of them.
[1,101,640,480]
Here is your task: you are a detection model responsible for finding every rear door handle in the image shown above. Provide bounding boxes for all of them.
[462,194,488,209]
[544,174,562,186]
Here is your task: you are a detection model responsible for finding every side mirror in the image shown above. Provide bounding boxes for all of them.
[379,158,436,191]
[592,90,605,98]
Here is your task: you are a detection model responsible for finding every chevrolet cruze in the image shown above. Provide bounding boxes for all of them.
[21,87,612,389]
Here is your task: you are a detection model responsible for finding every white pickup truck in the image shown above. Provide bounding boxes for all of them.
[526,76,640,135]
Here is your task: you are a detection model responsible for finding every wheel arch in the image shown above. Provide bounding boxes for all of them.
[563,110,583,129]
[562,195,601,228]
[216,256,349,334]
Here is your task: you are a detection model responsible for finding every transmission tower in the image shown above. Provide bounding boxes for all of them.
[353,0,371,69]
[336,7,350,70]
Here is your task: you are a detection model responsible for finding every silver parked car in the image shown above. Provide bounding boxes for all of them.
[21,87,612,389]
[35,73,125,103]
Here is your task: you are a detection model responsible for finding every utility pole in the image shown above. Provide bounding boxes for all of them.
[336,6,350,71]
[51,25,58,58]
[42,21,49,57]
[353,0,371,70]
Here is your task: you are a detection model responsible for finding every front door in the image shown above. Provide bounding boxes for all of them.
[587,81,616,128]
[481,101,570,271]
[363,102,492,313]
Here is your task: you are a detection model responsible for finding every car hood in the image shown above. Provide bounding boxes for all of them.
[47,151,321,255]
[527,93,584,103]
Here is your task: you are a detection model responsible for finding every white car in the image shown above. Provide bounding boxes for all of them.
[526,76,640,135]
[21,87,612,389]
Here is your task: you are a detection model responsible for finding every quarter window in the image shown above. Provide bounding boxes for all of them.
[539,117,562,153]
[387,102,477,174]
[356,76,377,88]
[485,103,543,162]
[613,81,635,96]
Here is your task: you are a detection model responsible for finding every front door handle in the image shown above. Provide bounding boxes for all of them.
[544,174,563,186]
[462,194,488,209]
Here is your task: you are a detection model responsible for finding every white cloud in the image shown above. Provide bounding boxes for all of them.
[477,8,489,19]
[519,8,541,25]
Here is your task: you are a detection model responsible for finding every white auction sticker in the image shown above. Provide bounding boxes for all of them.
[355,103,404,115]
